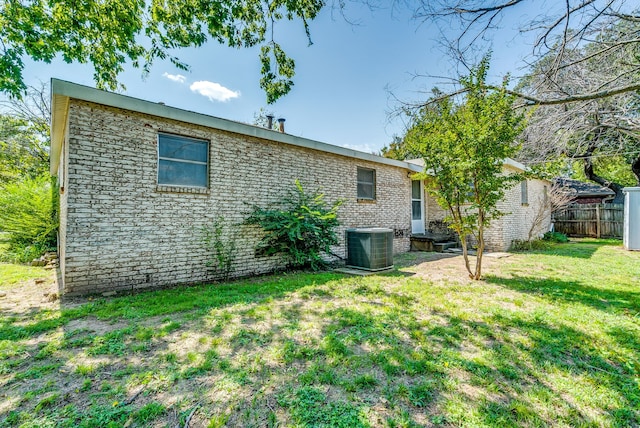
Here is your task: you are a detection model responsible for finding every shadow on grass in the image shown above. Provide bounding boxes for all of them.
[485,274,640,313]
[2,264,638,427]
[0,272,345,342]
[510,239,619,259]
[420,310,639,426]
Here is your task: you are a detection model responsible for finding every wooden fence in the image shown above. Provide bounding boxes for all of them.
[552,203,624,238]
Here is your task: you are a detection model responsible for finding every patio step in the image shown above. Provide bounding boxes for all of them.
[433,242,459,252]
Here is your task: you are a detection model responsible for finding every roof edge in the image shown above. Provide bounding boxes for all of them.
[50,79,423,173]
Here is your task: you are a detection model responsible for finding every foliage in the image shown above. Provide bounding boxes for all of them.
[403,56,525,279]
[517,16,640,198]
[0,114,48,183]
[244,180,343,270]
[0,175,57,262]
[0,0,324,103]
[201,217,237,281]
[380,135,412,161]
[510,238,551,252]
[571,156,637,188]
[543,231,569,243]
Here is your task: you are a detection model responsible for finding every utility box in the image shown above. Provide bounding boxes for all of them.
[346,228,394,271]
[623,187,640,250]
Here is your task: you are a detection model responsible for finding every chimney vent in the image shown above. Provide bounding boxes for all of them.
[266,114,274,130]
[277,117,286,133]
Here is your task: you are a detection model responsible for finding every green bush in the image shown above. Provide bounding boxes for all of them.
[0,175,57,262]
[543,231,569,243]
[244,180,343,270]
[510,239,551,252]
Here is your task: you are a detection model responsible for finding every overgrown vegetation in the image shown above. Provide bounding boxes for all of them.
[0,175,57,262]
[201,216,237,281]
[544,231,569,243]
[0,84,56,263]
[0,239,638,426]
[244,180,343,270]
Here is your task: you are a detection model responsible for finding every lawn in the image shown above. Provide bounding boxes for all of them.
[0,239,638,427]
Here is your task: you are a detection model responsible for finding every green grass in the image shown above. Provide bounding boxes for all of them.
[0,263,48,288]
[0,239,638,427]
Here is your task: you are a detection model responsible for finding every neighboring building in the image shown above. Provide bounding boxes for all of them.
[554,178,616,204]
[50,80,550,295]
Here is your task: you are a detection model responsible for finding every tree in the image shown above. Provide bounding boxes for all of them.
[413,0,640,105]
[0,0,325,103]
[404,58,525,279]
[380,135,412,160]
[0,83,51,182]
[517,17,640,200]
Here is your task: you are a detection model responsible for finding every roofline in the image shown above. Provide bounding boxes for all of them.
[406,157,531,174]
[49,79,423,176]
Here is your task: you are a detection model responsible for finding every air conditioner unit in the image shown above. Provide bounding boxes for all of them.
[346,228,394,271]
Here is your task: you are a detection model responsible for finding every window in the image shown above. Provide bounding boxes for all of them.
[411,181,422,220]
[357,167,376,200]
[521,181,529,205]
[158,133,209,187]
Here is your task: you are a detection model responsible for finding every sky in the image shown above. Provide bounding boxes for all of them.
[20,2,541,154]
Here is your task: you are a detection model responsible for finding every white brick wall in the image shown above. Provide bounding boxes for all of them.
[421,168,551,251]
[59,100,413,295]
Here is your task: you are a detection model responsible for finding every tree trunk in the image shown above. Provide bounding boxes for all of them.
[460,235,474,279]
[474,214,485,280]
[632,154,640,186]
[583,157,625,202]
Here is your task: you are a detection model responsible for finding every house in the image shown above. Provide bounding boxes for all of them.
[50,79,550,295]
[554,177,616,204]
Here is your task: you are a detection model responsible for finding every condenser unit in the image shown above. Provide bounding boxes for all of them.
[346,228,394,271]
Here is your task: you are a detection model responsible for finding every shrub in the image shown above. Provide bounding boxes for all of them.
[510,239,551,252]
[0,175,57,262]
[244,180,343,270]
[201,217,237,281]
[543,231,569,243]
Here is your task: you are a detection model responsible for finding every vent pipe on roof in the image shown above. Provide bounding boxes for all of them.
[277,117,286,133]
[266,114,274,130]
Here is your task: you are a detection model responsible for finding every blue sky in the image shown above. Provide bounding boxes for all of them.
[21,2,539,153]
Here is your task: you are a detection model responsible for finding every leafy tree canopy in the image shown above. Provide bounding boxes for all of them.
[404,56,525,279]
[0,0,324,103]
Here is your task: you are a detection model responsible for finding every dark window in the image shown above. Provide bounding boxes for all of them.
[357,167,376,200]
[521,181,529,205]
[412,201,422,220]
[158,133,209,187]
[411,180,421,199]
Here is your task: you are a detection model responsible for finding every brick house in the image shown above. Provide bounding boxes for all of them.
[50,79,550,295]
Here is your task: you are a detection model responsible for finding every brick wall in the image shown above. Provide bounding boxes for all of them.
[421,168,551,251]
[59,100,413,295]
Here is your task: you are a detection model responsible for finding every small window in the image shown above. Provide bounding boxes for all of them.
[521,181,529,205]
[357,167,376,200]
[158,133,209,187]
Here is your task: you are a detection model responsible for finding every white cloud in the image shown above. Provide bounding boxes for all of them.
[162,72,186,84]
[189,80,240,102]
[342,143,376,154]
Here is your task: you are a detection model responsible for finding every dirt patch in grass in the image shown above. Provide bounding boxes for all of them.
[395,251,504,283]
[0,274,58,315]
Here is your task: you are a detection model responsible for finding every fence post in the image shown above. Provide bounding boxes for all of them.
[596,204,601,238]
